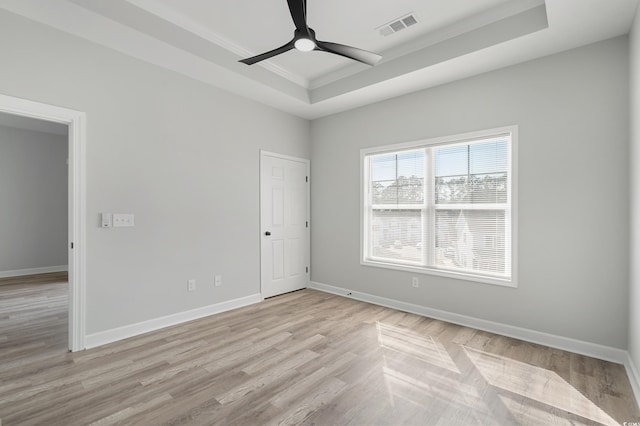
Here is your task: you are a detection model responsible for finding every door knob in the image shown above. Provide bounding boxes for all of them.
[265,231,271,236]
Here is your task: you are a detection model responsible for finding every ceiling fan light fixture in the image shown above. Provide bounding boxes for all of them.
[294,38,316,52]
[238,0,381,66]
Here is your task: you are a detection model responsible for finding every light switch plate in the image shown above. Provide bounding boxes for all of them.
[113,213,135,227]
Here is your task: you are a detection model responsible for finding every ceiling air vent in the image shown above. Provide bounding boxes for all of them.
[378,13,418,37]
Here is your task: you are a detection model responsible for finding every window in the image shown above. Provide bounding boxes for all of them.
[361,127,517,286]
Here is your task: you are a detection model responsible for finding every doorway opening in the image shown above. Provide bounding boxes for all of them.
[0,94,86,351]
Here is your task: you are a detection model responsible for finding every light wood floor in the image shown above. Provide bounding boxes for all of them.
[0,271,68,287]
[1,276,639,425]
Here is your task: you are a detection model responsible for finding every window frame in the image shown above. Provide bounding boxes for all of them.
[360,126,518,288]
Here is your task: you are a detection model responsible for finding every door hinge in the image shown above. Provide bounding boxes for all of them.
[306,221,308,228]
[306,266,309,273]
[305,176,308,182]
[70,242,74,249]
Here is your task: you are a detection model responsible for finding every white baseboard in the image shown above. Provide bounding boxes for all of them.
[625,353,640,409]
[85,293,263,349]
[309,281,628,365]
[0,265,68,278]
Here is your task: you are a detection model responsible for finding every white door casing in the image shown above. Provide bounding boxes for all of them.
[260,151,309,298]
[0,93,86,351]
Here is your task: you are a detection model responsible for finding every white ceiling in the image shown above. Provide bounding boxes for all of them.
[127,0,513,83]
[0,0,638,119]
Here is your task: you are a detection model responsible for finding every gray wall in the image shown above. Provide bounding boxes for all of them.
[0,125,68,273]
[311,37,630,349]
[0,10,310,334]
[0,7,632,352]
[630,4,640,373]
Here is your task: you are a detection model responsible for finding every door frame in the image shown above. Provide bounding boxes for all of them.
[0,93,87,351]
[259,150,310,299]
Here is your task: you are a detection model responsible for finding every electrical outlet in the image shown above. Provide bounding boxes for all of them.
[412,277,419,288]
[187,279,196,292]
[214,275,222,287]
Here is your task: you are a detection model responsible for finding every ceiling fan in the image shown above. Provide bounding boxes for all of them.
[239,0,382,66]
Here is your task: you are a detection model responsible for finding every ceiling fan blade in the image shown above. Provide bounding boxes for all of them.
[239,40,295,65]
[287,0,308,31]
[316,41,382,66]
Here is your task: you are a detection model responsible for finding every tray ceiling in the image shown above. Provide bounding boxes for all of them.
[0,0,637,118]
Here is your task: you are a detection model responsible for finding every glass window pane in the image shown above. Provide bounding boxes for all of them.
[371,209,422,263]
[469,139,509,175]
[371,150,424,205]
[372,181,397,204]
[397,150,424,180]
[435,140,508,205]
[397,150,424,204]
[371,153,397,182]
[435,145,467,177]
[469,173,508,203]
[397,176,424,204]
[435,176,469,204]
[435,209,507,276]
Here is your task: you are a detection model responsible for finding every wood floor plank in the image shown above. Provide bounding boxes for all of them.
[0,272,68,287]
[1,276,639,425]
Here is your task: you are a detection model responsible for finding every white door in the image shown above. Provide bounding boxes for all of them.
[260,151,309,298]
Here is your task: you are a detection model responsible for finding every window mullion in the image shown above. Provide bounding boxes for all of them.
[425,148,434,268]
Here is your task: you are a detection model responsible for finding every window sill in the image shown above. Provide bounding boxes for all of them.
[361,258,517,288]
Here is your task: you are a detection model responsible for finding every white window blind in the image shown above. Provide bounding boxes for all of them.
[362,128,515,286]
